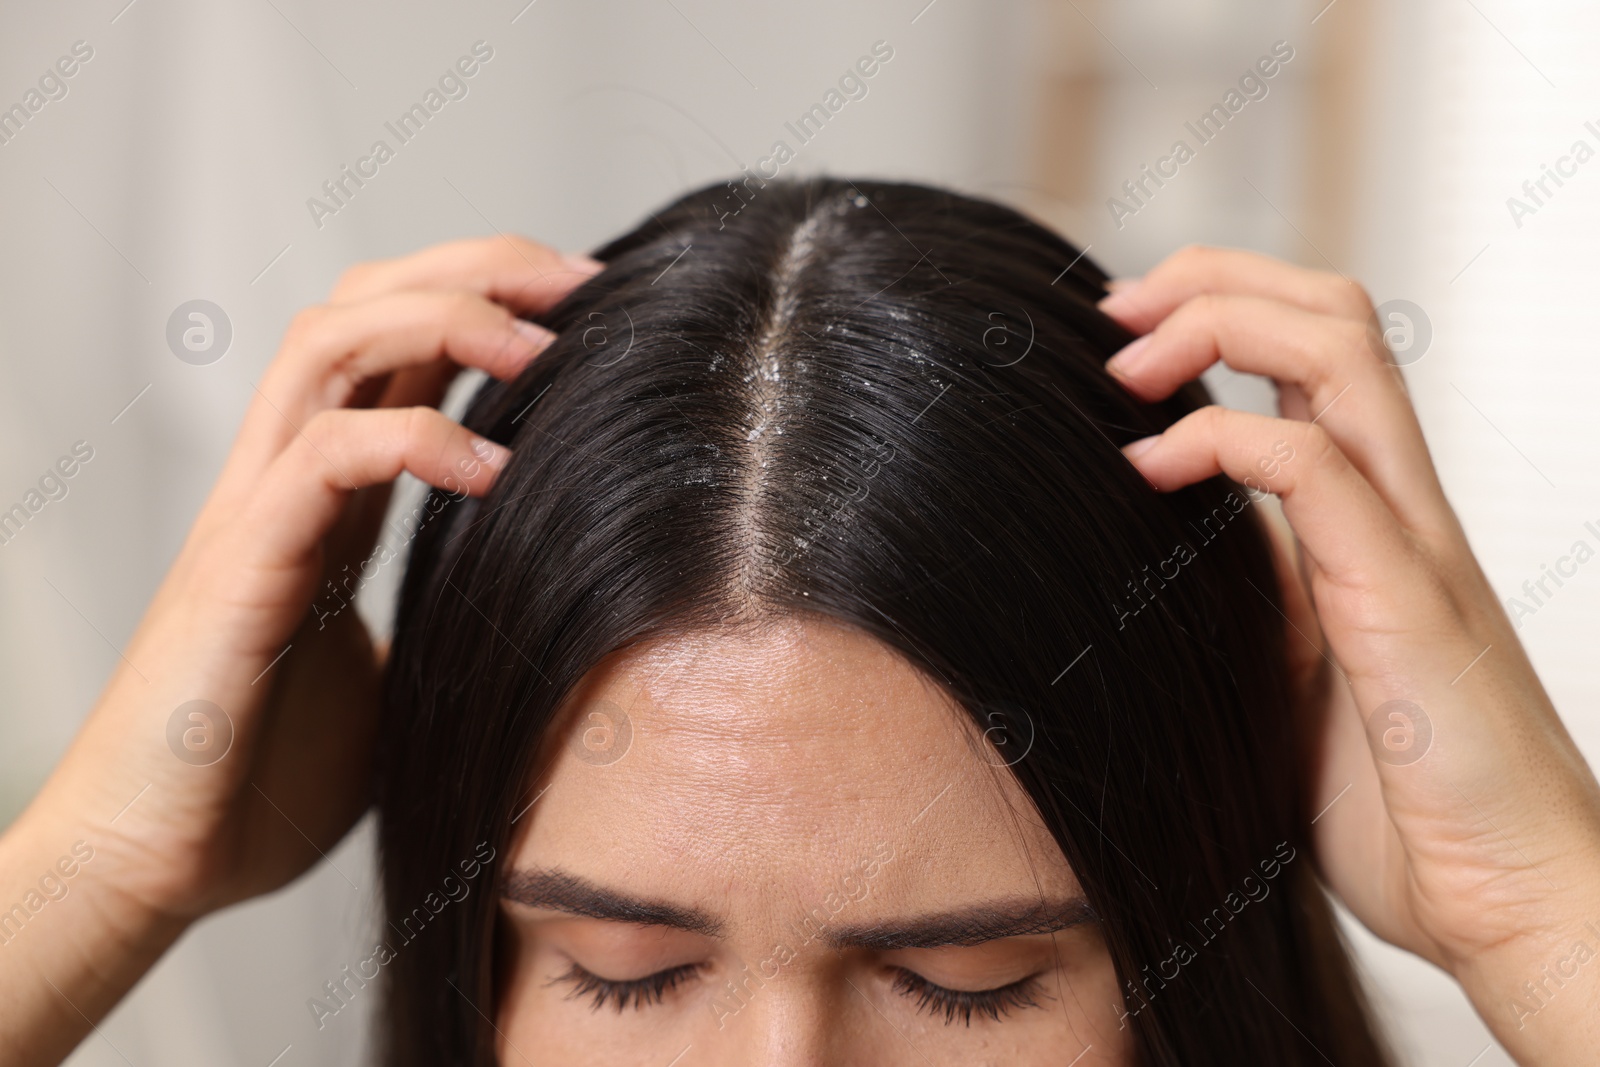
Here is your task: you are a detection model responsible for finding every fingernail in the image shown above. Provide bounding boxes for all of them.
[470,436,511,471]
[563,253,604,276]
[1106,335,1152,378]
[1121,435,1160,460]
[1098,278,1142,316]
[511,318,554,352]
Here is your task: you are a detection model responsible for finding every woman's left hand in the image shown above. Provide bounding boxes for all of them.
[1099,246,1600,1065]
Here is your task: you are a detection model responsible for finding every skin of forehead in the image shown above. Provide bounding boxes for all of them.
[512,615,1077,931]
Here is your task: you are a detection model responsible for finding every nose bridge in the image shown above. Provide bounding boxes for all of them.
[697,959,851,1067]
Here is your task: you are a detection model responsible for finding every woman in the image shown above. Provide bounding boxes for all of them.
[2,178,1596,1066]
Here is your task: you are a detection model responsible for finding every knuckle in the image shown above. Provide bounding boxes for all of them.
[1294,422,1339,468]
[438,237,482,260]
[1330,318,1383,374]
[1333,316,1371,355]
[1283,320,1366,397]
[282,305,329,348]
[301,408,345,451]
[500,234,556,267]
[400,405,439,444]
[1338,280,1375,319]
[1195,403,1230,436]
[446,289,489,324]
[1162,244,1215,283]
[331,261,381,300]
[1295,321,1359,378]
[1189,290,1223,316]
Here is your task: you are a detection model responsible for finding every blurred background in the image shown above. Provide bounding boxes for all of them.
[1,0,1593,1063]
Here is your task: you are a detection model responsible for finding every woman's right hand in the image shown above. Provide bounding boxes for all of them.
[0,236,598,1065]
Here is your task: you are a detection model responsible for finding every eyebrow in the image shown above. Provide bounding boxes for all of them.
[822,898,1098,950]
[501,868,724,937]
[501,868,1095,949]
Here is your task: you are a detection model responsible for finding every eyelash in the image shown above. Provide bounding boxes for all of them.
[552,961,701,1012]
[890,967,1044,1025]
[551,960,1044,1025]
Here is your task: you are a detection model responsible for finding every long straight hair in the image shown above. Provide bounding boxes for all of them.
[377,176,1391,1065]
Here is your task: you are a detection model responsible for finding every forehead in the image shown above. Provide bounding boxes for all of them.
[515,616,1074,907]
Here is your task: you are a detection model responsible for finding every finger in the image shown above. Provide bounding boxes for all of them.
[1098,246,1372,334]
[373,359,464,411]
[1261,510,1325,717]
[248,358,463,572]
[329,235,601,313]
[218,292,548,500]
[235,407,507,577]
[1105,295,1451,533]
[1122,407,1413,588]
[321,358,480,565]
[283,289,553,390]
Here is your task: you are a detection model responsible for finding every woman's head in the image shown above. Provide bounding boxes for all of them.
[378,177,1388,1065]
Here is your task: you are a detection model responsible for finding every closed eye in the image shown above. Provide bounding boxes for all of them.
[549,961,702,1012]
[889,966,1045,1025]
